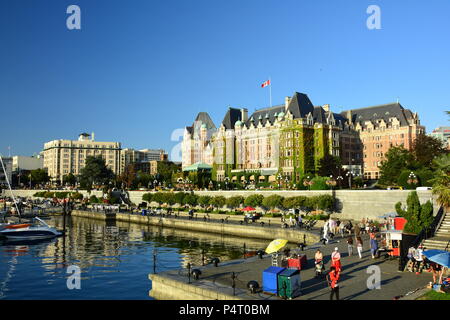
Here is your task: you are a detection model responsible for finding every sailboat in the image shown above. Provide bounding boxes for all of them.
[0,155,62,240]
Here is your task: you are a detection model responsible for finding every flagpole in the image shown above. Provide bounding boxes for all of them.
[269,76,272,108]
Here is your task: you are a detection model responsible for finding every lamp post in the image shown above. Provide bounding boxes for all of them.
[277,174,282,190]
[346,171,353,189]
[407,172,418,187]
[336,175,343,189]
[326,175,337,191]
[224,177,230,190]
[303,175,313,191]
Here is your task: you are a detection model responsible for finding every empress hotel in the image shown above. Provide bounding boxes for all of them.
[182,92,425,183]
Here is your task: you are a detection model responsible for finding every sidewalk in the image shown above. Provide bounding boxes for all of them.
[159,234,432,300]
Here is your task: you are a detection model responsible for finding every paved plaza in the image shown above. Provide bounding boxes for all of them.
[159,233,433,300]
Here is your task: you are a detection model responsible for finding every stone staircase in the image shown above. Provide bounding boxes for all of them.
[422,211,450,251]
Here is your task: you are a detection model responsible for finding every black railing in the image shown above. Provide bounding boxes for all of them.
[399,206,445,271]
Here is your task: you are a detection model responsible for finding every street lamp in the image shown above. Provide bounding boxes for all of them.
[336,175,343,189]
[224,177,230,190]
[346,171,353,189]
[326,175,337,190]
[303,175,313,190]
[407,172,418,186]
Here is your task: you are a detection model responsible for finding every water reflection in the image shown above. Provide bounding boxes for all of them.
[0,216,269,300]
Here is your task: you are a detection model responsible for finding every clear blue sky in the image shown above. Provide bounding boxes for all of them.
[1,0,449,160]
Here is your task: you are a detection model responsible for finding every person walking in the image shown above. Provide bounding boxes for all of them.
[331,247,342,272]
[370,235,378,259]
[414,245,424,274]
[322,220,330,243]
[406,246,417,272]
[327,266,340,300]
[298,215,303,228]
[347,236,353,256]
[356,236,363,259]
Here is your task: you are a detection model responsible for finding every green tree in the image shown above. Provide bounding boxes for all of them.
[411,134,447,168]
[151,192,164,205]
[183,194,198,207]
[395,191,434,234]
[379,146,415,186]
[79,156,115,191]
[63,173,77,186]
[209,196,226,210]
[431,154,450,208]
[244,194,264,207]
[30,169,50,186]
[119,164,137,189]
[89,195,101,204]
[198,195,212,208]
[262,195,284,210]
[226,196,244,210]
[174,192,187,205]
[318,154,342,177]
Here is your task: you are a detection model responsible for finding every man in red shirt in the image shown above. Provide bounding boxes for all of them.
[327,266,340,300]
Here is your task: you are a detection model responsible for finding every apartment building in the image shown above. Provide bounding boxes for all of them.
[42,133,121,182]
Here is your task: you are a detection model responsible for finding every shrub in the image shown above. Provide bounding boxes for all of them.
[310,177,331,190]
[142,193,153,203]
[33,191,46,197]
[71,193,84,200]
[89,195,100,204]
[44,191,55,198]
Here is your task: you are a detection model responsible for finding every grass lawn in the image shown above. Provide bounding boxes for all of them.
[417,290,450,300]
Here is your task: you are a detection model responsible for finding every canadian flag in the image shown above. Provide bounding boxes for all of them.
[261,79,271,88]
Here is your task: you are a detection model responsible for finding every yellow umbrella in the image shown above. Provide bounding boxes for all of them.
[265,239,288,254]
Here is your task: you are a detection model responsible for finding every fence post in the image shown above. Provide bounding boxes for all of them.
[231,272,236,296]
[243,243,246,259]
[153,248,157,274]
[187,263,191,284]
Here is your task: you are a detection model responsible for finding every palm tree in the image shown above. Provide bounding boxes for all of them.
[431,153,450,209]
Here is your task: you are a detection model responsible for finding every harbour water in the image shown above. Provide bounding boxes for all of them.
[0,216,266,300]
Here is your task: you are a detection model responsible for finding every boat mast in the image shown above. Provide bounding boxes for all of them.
[0,154,22,220]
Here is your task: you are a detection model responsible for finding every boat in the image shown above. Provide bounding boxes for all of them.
[0,156,62,240]
[0,217,62,240]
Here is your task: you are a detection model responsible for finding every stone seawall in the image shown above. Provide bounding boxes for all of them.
[4,189,438,221]
[70,210,320,244]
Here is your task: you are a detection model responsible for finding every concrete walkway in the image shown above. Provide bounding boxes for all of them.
[154,233,432,300]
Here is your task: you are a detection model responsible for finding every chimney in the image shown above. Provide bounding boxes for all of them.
[322,104,330,112]
[285,96,291,111]
[91,132,95,141]
[241,108,248,122]
[346,110,352,122]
